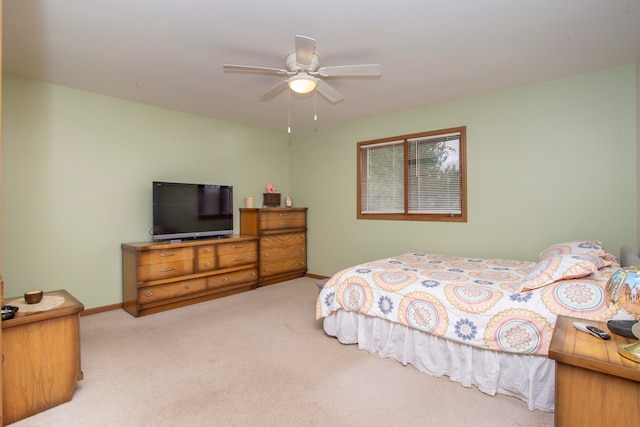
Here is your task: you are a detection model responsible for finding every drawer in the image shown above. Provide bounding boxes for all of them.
[261,256,307,278]
[197,244,218,272]
[261,232,306,249]
[197,245,215,257]
[217,240,258,256]
[138,260,194,282]
[138,278,207,304]
[138,247,193,266]
[198,256,216,272]
[218,251,258,269]
[208,268,258,289]
[259,211,306,231]
[261,244,306,261]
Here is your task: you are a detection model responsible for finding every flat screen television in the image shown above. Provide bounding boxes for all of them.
[152,181,234,241]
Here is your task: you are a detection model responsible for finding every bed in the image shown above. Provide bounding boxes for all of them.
[316,240,635,412]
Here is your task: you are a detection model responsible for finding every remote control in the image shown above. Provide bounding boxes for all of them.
[573,322,611,340]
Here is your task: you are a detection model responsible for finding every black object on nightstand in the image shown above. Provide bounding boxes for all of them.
[1,305,18,321]
[607,319,637,338]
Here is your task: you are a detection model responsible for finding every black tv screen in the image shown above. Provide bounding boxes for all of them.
[152,181,233,241]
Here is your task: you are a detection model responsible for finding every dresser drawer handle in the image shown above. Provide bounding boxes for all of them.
[279,213,289,217]
[203,262,211,267]
[233,258,245,262]
[300,248,305,252]
[144,291,152,297]
[279,222,289,226]
[232,245,243,249]
[250,272,256,277]
[203,248,211,253]
[160,267,176,273]
[159,253,175,257]
[300,261,306,265]
[222,277,228,282]
[264,253,269,257]
[185,283,192,289]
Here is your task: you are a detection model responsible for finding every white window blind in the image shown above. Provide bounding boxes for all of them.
[360,140,404,213]
[407,132,461,214]
[357,126,466,222]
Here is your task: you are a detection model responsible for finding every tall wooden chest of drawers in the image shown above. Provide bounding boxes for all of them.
[239,208,307,286]
[122,235,259,317]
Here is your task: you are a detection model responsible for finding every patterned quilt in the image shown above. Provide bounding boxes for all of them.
[316,253,631,356]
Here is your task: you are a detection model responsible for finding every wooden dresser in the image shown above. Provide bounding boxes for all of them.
[2,290,84,424]
[122,235,259,317]
[240,208,307,286]
[549,315,640,427]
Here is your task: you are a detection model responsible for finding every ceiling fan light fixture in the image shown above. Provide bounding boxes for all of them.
[288,74,317,94]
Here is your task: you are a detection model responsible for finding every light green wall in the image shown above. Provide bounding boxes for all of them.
[290,66,638,276]
[637,55,640,249]
[2,75,290,308]
[2,67,638,309]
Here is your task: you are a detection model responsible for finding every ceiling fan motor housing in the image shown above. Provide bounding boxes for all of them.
[286,52,320,72]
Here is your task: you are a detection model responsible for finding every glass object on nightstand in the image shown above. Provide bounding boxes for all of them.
[606,266,640,362]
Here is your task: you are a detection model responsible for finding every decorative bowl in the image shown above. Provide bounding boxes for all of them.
[24,290,44,304]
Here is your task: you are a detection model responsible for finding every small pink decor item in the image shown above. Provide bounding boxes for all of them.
[265,183,277,194]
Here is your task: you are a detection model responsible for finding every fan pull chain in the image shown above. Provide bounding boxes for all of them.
[287,88,291,134]
[314,91,318,122]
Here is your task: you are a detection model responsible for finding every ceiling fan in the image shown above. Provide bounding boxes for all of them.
[223,35,382,104]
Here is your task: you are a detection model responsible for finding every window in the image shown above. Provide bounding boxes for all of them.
[357,126,466,222]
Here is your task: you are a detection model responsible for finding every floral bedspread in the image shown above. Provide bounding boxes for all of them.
[316,253,631,356]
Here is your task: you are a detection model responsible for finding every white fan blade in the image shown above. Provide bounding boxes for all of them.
[260,80,289,101]
[295,35,316,68]
[223,64,289,75]
[317,64,382,77]
[316,80,343,104]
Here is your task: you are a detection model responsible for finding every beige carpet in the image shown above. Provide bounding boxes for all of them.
[10,278,553,426]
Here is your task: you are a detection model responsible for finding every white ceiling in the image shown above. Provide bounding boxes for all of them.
[3,0,640,134]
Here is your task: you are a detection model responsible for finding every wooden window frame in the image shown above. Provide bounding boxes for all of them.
[357,126,467,222]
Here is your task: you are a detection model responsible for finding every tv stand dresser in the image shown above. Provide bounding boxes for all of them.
[122,235,259,317]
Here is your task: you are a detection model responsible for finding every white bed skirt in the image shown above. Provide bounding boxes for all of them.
[323,310,555,412]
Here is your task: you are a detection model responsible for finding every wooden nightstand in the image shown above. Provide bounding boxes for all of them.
[549,315,640,427]
[2,289,84,424]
